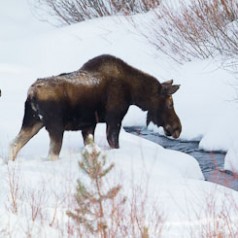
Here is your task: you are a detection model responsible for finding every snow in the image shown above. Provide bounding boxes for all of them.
[1,0,238,237]
[0,0,54,40]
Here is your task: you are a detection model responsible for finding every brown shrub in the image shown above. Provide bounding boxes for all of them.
[147,0,238,63]
[33,0,161,25]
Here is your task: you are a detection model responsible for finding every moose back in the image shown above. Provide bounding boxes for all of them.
[9,54,182,161]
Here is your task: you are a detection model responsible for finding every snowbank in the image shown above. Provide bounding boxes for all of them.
[1,0,238,236]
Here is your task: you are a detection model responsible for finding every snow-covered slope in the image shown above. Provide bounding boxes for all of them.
[0,0,238,237]
[0,0,53,40]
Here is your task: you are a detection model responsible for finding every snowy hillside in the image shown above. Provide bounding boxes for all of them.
[1,0,238,237]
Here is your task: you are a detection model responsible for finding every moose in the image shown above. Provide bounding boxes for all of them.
[9,54,182,161]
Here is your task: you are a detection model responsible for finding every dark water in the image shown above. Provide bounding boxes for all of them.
[124,127,238,191]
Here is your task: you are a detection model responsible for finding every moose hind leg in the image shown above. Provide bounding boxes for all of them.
[48,128,64,160]
[9,122,43,161]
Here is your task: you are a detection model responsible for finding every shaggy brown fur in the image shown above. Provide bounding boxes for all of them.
[9,54,182,161]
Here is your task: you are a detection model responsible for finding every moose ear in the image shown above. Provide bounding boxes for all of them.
[162,79,173,85]
[168,84,180,95]
[161,80,180,95]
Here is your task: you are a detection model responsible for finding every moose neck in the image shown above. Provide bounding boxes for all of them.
[130,73,161,111]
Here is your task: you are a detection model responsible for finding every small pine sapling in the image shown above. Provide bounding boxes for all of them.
[67,134,125,238]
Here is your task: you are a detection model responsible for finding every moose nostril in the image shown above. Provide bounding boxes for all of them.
[165,125,171,131]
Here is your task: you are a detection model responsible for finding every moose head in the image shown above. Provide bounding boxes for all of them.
[147,80,182,139]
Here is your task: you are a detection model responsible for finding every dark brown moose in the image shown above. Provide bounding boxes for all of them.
[9,54,182,161]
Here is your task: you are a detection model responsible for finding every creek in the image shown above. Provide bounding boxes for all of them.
[124,127,238,191]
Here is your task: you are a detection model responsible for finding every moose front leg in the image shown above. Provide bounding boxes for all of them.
[81,124,96,145]
[106,122,121,149]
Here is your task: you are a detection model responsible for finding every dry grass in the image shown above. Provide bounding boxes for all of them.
[5,163,22,214]
[192,186,238,237]
[146,0,238,63]
[32,0,161,26]
[1,144,238,237]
